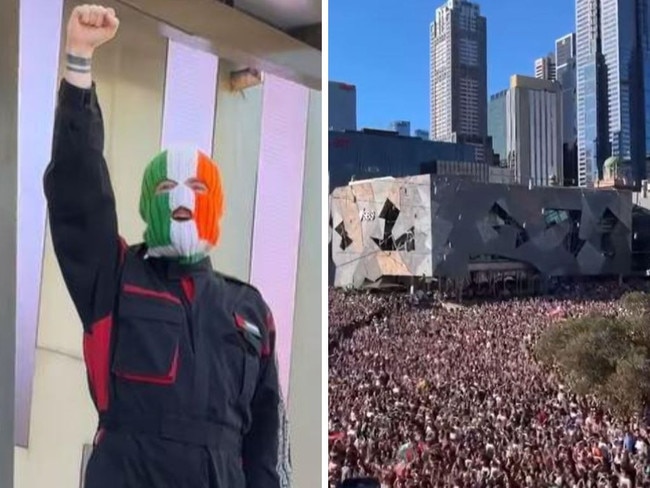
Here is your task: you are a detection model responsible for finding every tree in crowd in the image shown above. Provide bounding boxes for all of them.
[536,291,650,419]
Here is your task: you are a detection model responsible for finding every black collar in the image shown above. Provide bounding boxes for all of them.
[134,244,213,280]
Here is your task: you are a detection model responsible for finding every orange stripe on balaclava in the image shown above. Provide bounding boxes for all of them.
[195,151,224,246]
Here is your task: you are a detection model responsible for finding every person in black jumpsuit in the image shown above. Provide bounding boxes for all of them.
[43,5,290,487]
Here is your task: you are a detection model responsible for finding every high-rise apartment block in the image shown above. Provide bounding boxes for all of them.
[535,54,556,81]
[430,0,491,164]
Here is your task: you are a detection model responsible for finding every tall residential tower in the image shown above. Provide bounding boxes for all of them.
[535,54,556,81]
[430,0,491,163]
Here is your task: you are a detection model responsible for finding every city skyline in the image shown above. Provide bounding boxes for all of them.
[330,0,574,132]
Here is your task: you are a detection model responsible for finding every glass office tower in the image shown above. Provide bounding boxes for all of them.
[576,0,610,186]
[577,0,650,187]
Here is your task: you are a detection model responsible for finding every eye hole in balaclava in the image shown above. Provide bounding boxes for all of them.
[139,147,224,263]
[155,178,208,196]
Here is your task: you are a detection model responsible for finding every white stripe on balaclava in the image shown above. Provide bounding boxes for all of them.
[166,146,201,258]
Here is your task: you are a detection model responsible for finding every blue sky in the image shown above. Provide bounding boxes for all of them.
[329,0,575,132]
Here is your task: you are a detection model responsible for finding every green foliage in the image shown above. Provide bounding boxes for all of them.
[600,347,650,418]
[536,292,650,417]
[621,291,650,314]
[621,292,650,346]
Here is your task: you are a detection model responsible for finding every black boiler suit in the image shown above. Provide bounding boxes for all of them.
[43,80,289,488]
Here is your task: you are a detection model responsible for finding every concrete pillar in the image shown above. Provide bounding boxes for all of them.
[249,74,309,398]
[288,89,322,488]
[211,59,264,281]
[14,0,64,449]
[0,0,18,484]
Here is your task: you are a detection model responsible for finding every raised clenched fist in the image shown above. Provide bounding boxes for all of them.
[66,4,119,57]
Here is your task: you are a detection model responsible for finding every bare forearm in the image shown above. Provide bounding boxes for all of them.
[63,3,120,89]
[64,47,93,89]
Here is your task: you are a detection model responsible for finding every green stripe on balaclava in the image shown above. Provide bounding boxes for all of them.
[140,150,173,250]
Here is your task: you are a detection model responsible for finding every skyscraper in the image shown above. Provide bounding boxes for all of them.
[576,0,650,187]
[576,0,610,187]
[430,0,490,164]
[556,33,578,185]
[506,76,563,187]
[329,81,357,131]
[488,89,508,165]
[555,33,576,68]
[600,0,647,177]
[535,54,556,81]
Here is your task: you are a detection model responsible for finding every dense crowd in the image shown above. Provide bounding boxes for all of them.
[328,281,650,487]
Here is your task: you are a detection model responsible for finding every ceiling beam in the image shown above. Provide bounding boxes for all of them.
[287,23,321,51]
[115,0,321,90]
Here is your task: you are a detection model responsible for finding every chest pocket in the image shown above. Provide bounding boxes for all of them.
[228,314,262,405]
[112,290,184,385]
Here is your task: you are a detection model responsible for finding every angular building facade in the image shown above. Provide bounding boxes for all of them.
[330,175,633,287]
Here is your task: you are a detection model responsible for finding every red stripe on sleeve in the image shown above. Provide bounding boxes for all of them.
[82,315,113,411]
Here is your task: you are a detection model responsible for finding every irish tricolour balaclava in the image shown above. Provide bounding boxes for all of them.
[139,147,224,263]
